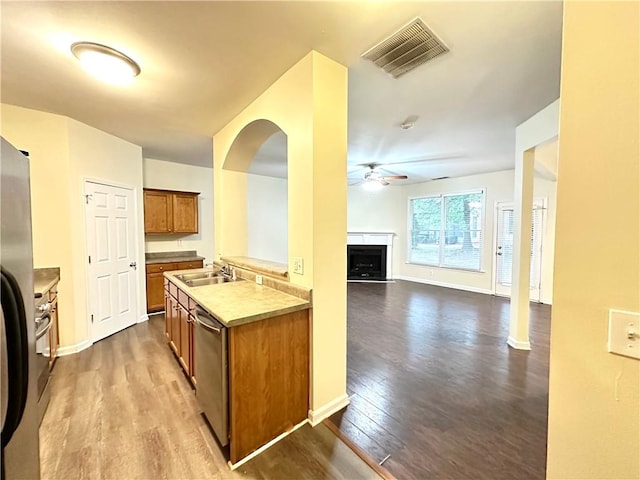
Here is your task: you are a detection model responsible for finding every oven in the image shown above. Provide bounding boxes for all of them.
[34,292,52,424]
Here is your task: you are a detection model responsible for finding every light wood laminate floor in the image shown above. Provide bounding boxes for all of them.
[330,281,551,480]
[39,315,381,480]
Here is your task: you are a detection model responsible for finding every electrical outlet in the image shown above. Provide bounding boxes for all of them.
[177,239,183,247]
[608,309,640,360]
[255,274,263,285]
[293,257,304,275]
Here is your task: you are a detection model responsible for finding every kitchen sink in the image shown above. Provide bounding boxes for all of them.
[177,273,244,287]
[184,277,244,287]
[175,271,223,282]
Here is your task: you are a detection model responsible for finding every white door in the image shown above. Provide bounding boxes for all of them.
[85,181,138,342]
[495,200,544,302]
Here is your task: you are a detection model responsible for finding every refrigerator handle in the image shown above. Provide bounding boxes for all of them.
[0,267,29,449]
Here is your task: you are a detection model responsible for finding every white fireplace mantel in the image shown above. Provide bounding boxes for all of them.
[347,232,394,279]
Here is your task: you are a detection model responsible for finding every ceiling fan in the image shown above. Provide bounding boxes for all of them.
[347,153,467,189]
[350,164,408,190]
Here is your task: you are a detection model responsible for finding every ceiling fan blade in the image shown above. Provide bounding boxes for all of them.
[380,180,390,186]
[381,175,408,180]
[348,180,364,186]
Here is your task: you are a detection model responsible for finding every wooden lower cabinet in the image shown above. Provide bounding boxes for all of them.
[164,279,310,464]
[228,310,309,463]
[165,293,180,355]
[48,286,60,369]
[147,260,202,313]
[165,280,196,385]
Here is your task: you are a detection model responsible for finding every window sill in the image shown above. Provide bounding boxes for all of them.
[405,261,486,274]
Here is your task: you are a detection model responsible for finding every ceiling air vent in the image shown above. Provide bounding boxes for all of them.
[362,18,449,78]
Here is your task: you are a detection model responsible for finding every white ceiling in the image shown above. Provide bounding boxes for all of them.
[1,1,562,184]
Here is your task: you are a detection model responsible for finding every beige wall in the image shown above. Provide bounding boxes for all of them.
[67,118,146,345]
[347,186,405,278]
[143,157,215,264]
[1,104,146,350]
[348,169,557,303]
[547,2,640,479]
[213,51,349,416]
[1,104,76,346]
[246,173,288,264]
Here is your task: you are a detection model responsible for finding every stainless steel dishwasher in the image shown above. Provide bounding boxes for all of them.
[194,306,229,446]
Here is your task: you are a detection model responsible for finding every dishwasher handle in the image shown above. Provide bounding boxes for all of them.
[194,307,223,334]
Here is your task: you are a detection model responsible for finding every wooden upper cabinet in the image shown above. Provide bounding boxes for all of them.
[172,193,198,233]
[144,190,173,233]
[143,188,199,234]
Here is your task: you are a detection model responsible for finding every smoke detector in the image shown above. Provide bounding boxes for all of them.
[362,17,449,78]
[400,115,419,130]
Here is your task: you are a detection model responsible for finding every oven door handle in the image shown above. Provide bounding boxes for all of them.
[35,313,52,340]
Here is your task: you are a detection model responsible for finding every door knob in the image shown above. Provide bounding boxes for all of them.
[130,262,137,270]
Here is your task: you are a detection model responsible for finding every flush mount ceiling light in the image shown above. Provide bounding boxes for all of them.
[71,42,140,85]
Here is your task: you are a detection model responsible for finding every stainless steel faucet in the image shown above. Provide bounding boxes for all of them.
[219,264,236,280]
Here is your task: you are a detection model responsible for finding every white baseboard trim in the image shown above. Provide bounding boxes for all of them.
[308,393,350,426]
[393,275,493,295]
[228,419,308,470]
[56,339,93,357]
[138,313,149,323]
[507,336,531,350]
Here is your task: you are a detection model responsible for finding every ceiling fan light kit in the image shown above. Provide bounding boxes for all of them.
[363,178,385,191]
[351,164,408,190]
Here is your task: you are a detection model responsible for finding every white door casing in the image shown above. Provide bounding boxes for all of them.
[494,199,545,302]
[85,181,138,342]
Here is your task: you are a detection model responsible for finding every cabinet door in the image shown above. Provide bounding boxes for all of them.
[164,288,171,341]
[189,314,196,384]
[172,193,198,234]
[179,305,190,373]
[146,272,166,312]
[144,190,173,233]
[48,299,59,369]
[169,296,180,355]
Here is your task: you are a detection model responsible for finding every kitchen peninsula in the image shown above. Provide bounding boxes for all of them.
[163,264,311,465]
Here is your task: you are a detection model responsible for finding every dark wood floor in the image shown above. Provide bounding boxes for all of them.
[330,280,551,480]
[39,315,381,480]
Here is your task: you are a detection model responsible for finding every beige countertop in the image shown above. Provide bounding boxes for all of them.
[164,268,310,327]
[33,267,60,297]
[145,250,204,265]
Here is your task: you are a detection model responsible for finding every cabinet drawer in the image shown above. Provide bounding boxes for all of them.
[169,282,178,299]
[178,289,190,309]
[176,260,203,270]
[146,262,178,274]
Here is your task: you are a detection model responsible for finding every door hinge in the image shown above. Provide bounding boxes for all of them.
[88,255,91,264]
[91,314,94,323]
[85,194,92,204]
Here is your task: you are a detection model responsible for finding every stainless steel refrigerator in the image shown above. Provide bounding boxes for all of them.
[1,136,41,479]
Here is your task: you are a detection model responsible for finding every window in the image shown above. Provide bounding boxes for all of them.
[409,190,484,271]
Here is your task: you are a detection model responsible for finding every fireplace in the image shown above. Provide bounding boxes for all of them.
[347,244,387,280]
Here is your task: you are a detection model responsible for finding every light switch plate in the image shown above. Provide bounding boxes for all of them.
[292,257,304,275]
[608,309,640,360]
